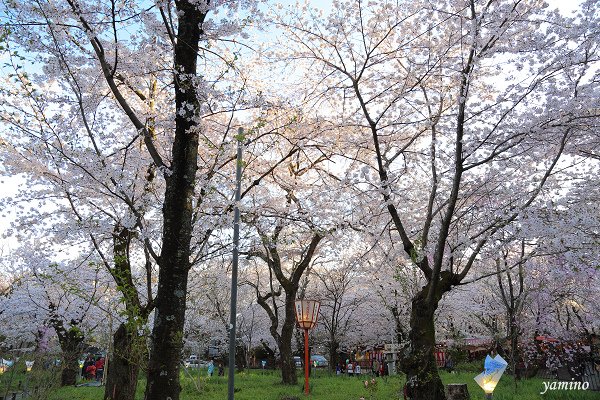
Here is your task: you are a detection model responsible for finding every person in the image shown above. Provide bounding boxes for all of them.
[82,355,94,379]
[85,363,96,380]
[336,363,341,375]
[95,357,105,382]
[347,361,354,377]
[372,359,379,377]
[218,362,224,376]
[444,354,454,373]
[207,359,215,377]
[355,363,361,376]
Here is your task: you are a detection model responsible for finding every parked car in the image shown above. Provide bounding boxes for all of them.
[310,355,328,367]
[184,355,208,368]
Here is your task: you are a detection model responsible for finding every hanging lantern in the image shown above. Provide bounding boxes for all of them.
[294,299,320,330]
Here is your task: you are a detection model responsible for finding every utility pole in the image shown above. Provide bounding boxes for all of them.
[228,127,244,400]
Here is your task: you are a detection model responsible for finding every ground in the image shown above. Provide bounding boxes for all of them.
[33,368,600,400]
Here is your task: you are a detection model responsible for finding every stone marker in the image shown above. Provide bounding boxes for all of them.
[447,383,469,400]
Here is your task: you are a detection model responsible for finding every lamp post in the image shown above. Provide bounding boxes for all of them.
[227,128,244,400]
[294,299,320,395]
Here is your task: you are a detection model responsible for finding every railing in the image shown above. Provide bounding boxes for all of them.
[582,361,600,391]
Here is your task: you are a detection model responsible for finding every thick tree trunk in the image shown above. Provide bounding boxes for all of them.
[144,3,206,400]
[61,352,79,386]
[104,323,140,400]
[49,305,84,386]
[280,337,297,385]
[144,254,191,399]
[401,285,446,400]
[328,339,339,373]
[279,295,298,385]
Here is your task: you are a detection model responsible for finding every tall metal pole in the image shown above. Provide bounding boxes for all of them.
[304,328,310,395]
[228,128,244,400]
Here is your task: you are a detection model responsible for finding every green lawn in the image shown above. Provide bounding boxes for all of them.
[32,368,600,400]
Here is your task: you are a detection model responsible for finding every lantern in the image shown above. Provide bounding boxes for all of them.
[294,299,320,395]
[25,361,34,372]
[295,299,320,330]
[474,354,507,399]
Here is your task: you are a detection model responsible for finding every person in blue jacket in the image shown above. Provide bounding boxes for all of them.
[207,359,215,376]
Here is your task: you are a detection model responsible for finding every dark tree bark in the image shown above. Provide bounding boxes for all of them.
[104,323,140,400]
[279,291,300,384]
[400,277,451,400]
[59,329,84,386]
[48,303,85,386]
[327,339,340,374]
[144,3,207,399]
[37,1,233,398]
[104,226,152,400]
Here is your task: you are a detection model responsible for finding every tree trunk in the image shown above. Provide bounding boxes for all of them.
[49,305,84,387]
[328,339,339,373]
[144,255,191,399]
[280,338,297,385]
[252,232,323,385]
[144,3,206,400]
[235,343,247,372]
[401,286,445,400]
[279,296,298,385]
[509,314,519,382]
[59,329,81,385]
[61,352,79,386]
[104,323,141,400]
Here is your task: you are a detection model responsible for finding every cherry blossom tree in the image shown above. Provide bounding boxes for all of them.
[238,114,356,384]
[244,216,325,384]
[312,259,363,372]
[0,2,598,400]
[276,0,600,398]
[0,1,264,398]
[0,255,110,386]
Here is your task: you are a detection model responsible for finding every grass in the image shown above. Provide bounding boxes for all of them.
[36,368,600,400]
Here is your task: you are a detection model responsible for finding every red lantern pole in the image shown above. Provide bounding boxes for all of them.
[295,299,319,395]
[304,328,310,395]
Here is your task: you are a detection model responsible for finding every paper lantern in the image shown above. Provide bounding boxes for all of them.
[294,299,320,330]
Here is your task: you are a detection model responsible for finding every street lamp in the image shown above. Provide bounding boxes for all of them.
[294,299,320,395]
